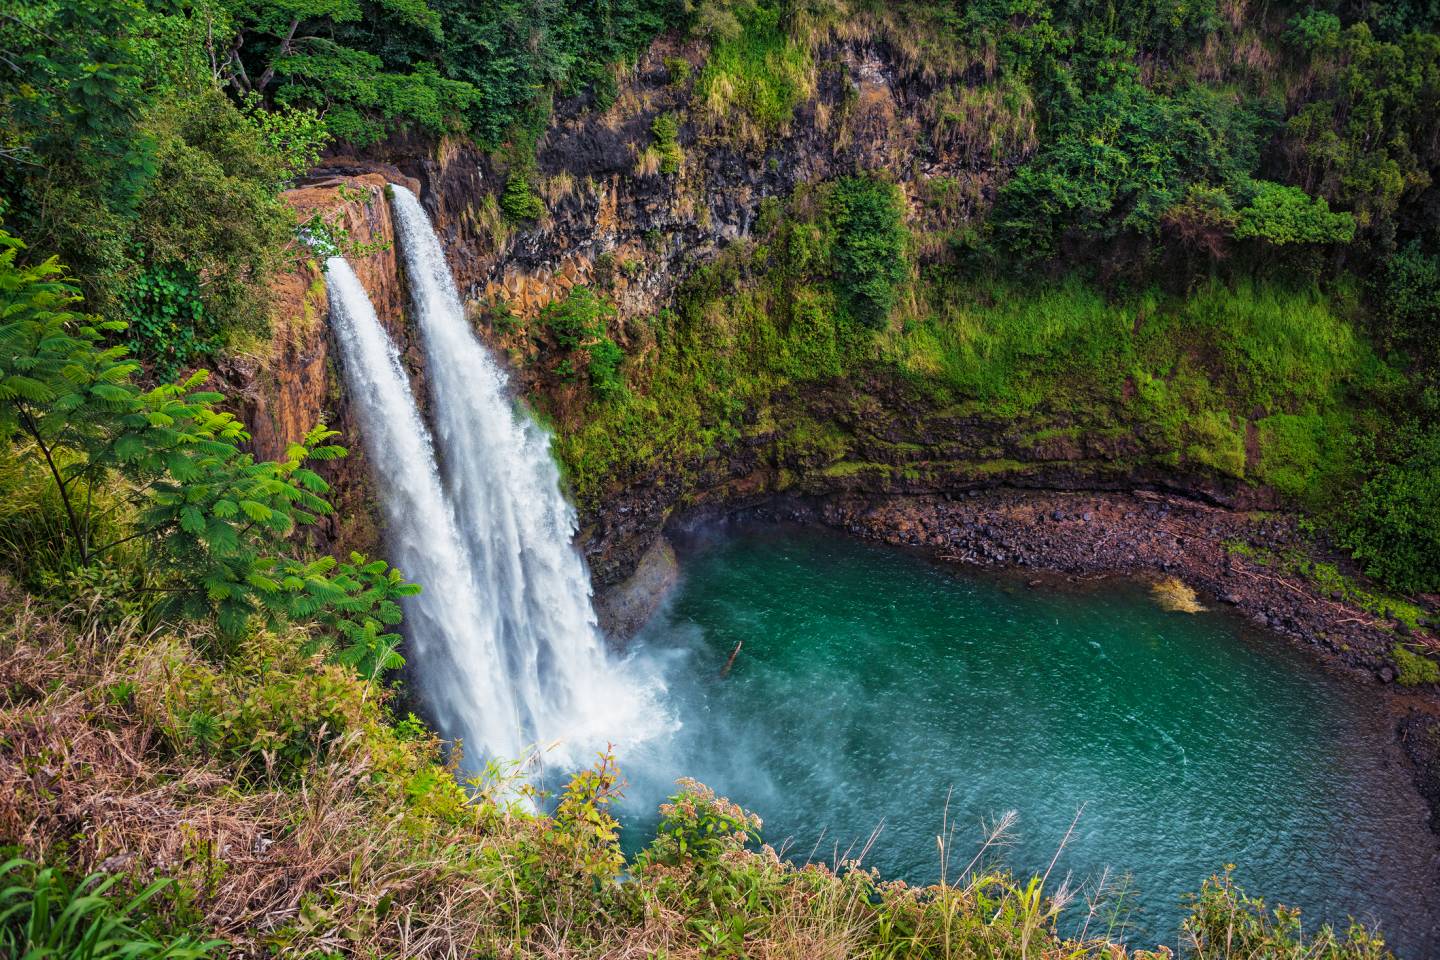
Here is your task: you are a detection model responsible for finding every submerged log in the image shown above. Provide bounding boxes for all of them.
[720,641,743,678]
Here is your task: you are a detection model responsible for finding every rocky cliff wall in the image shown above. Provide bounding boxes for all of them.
[226,173,418,556]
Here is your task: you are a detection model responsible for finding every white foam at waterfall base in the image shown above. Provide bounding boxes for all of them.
[386,185,671,776]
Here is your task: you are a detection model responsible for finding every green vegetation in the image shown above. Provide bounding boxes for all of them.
[0,859,222,959]
[0,228,414,670]
[552,180,1392,537]
[0,599,1396,957]
[500,170,546,223]
[647,112,684,175]
[1341,422,1440,594]
[2,0,1438,954]
[1394,643,1440,686]
[829,176,908,329]
[693,0,816,145]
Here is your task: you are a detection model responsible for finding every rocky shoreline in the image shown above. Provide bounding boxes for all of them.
[612,486,1440,832]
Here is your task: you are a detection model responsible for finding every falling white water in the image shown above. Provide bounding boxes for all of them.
[387,185,665,770]
[324,259,529,759]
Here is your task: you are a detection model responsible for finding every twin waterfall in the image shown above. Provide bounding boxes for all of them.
[325,185,659,772]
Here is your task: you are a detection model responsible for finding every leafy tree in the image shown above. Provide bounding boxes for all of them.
[992,80,1271,263]
[1281,19,1440,234]
[1,3,295,366]
[0,225,418,665]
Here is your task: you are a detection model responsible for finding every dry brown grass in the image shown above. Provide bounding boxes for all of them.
[0,587,529,957]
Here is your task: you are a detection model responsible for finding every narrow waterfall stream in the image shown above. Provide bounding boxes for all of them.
[328,191,666,775]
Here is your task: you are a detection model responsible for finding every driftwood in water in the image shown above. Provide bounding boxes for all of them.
[720,641,743,678]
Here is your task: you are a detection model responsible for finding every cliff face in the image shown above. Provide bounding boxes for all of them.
[325,33,1006,349]
[227,173,418,556]
[282,36,1031,582]
[244,34,1270,593]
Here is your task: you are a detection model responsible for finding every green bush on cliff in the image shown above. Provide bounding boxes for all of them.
[829,176,909,330]
[1342,422,1440,595]
[0,9,294,366]
[587,336,627,400]
[500,172,546,222]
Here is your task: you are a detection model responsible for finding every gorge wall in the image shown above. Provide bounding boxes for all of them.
[224,173,418,557]
[258,34,1274,591]
[230,28,1440,820]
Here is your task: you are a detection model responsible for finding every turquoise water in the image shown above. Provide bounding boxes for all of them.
[617,525,1439,956]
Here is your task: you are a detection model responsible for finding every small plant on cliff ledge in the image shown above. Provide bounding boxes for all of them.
[650,112,684,175]
[540,286,614,350]
[1393,643,1440,687]
[501,171,546,223]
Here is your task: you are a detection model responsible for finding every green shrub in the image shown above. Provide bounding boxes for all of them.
[664,56,692,85]
[650,112,684,174]
[539,286,613,350]
[1376,241,1440,373]
[1341,423,1440,594]
[586,337,626,400]
[1234,181,1356,245]
[1183,868,1389,958]
[123,263,216,380]
[500,172,545,222]
[1394,643,1440,686]
[828,176,908,329]
[636,778,762,871]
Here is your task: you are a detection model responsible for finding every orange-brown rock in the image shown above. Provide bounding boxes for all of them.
[226,174,413,556]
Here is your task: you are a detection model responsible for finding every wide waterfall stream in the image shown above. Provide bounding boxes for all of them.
[619,525,1440,954]
[327,194,1438,956]
[326,201,665,774]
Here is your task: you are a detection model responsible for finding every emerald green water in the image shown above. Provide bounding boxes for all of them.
[617,525,1439,955]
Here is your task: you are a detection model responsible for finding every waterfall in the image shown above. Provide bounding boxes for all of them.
[371,185,662,770]
[324,258,527,759]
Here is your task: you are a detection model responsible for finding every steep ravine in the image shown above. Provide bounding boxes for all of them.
[234,38,1440,833]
